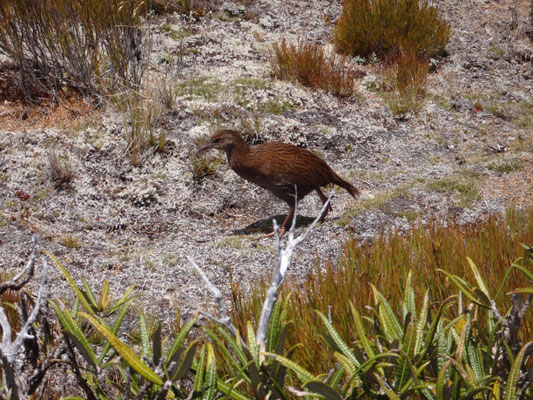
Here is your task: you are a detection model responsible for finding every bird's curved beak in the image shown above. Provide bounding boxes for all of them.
[196,141,214,157]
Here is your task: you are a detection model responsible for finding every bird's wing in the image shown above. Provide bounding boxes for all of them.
[252,143,333,187]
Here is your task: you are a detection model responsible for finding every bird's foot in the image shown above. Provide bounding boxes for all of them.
[263,226,286,238]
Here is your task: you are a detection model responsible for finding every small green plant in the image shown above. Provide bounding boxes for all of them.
[192,150,222,183]
[426,174,480,207]
[271,38,358,98]
[333,0,451,61]
[489,44,506,59]
[59,233,82,248]
[381,50,429,115]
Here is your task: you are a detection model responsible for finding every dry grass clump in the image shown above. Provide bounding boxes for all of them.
[381,50,430,115]
[0,0,147,103]
[150,0,211,18]
[333,0,451,61]
[230,207,533,374]
[48,149,75,189]
[271,38,359,98]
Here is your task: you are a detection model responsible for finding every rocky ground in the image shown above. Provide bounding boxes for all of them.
[0,0,531,325]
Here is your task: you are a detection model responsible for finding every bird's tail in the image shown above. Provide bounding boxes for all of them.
[335,176,360,198]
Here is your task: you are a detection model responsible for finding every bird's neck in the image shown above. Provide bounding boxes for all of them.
[226,138,251,169]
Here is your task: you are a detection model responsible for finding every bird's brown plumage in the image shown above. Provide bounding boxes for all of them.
[197,129,359,235]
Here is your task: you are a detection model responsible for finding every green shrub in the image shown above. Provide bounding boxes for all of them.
[271,38,358,98]
[333,0,451,61]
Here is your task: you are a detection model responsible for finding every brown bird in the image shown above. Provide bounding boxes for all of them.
[197,129,359,236]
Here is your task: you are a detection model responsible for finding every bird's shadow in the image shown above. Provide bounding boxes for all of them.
[232,214,316,236]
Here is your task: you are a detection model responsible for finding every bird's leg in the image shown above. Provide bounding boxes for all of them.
[315,188,333,220]
[264,206,295,238]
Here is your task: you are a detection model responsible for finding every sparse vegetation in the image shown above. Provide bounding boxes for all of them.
[113,90,165,166]
[333,0,451,61]
[192,143,222,182]
[48,149,75,189]
[487,157,523,174]
[59,233,82,248]
[271,38,358,98]
[426,174,481,207]
[0,0,148,102]
[176,77,222,101]
[381,50,430,115]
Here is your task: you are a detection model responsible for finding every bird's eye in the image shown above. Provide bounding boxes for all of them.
[213,138,221,143]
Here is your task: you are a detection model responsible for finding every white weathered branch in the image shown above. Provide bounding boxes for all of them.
[0,248,49,400]
[188,256,238,338]
[256,192,333,346]
[0,258,49,363]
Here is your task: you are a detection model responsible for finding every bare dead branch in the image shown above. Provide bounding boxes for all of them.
[188,256,238,338]
[0,235,38,295]
[256,192,333,346]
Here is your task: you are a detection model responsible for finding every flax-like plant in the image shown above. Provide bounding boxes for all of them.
[271,260,532,399]
[47,252,201,399]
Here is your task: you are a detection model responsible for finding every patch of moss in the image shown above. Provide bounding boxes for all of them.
[426,175,480,208]
[258,97,292,115]
[487,158,523,174]
[337,184,413,226]
[176,77,222,102]
[160,23,192,40]
[397,209,418,222]
[430,93,452,110]
[216,236,251,249]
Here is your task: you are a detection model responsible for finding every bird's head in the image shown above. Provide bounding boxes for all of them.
[196,130,246,156]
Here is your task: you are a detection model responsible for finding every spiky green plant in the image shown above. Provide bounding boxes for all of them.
[47,252,201,399]
[231,208,533,375]
[270,260,532,399]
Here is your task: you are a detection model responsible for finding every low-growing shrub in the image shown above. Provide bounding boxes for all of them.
[271,38,359,98]
[333,0,451,61]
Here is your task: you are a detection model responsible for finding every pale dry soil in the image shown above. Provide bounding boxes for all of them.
[0,0,532,327]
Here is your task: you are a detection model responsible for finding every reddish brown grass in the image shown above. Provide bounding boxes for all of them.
[271,38,362,98]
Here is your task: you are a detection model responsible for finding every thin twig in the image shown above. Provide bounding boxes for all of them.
[188,256,239,338]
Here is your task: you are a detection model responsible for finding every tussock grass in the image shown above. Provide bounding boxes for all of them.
[381,50,430,115]
[271,38,358,98]
[48,149,75,189]
[230,208,533,374]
